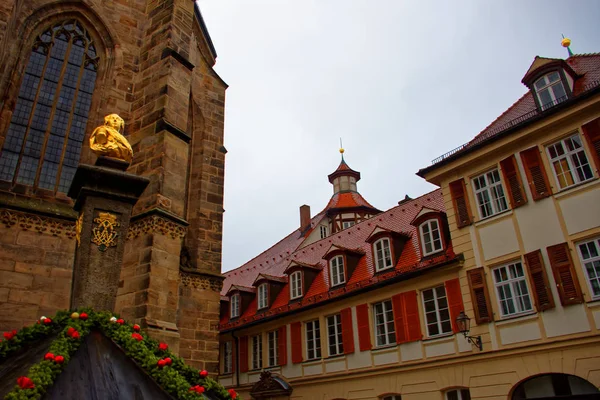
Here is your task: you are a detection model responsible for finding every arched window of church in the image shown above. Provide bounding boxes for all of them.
[0,20,99,193]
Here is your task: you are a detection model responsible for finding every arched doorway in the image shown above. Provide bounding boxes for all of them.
[512,374,600,399]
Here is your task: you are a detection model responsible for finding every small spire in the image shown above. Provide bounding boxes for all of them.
[561,34,573,57]
[339,138,345,161]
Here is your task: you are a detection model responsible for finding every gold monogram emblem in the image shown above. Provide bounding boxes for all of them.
[92,212,120,251]
[75,213,83,246]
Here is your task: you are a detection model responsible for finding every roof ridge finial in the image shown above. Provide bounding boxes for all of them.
[561,34,573,57]
[339,138,345,161]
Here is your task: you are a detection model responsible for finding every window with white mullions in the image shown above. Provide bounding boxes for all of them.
[374,237,393,271]
[534,72,567,110]
[230,294,240,318]
[258,283,268,309]
[223,341,232,374]
[577,237,600,299]
[327,314,344,356]
[493,262,533,317]
[473,169,508,219]
[420,220,443,256]
[422,286,452,337]
[290,271,302,299]
[330,255,345,286]
[306,320,321,360]
[374,300,395,347]
[267,330,278,367]
[252,334,262,370]
[547,134,593,190]
[320,225,328,239]
[445,388,471,400]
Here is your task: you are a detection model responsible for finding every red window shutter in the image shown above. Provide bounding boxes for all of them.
[467,268,492,324]
[547,243,583,306]
[582,117,600,172]
[445,278,464,333]
[500,155,527,208]
[239,336,248,373]
[355,303,372,351]
[340,307,355,354]
[400,291,422,342]
[391,293,406,344]
[449,179,472,228]
[520,147,552,200]
[524,250,555,311]
[278,325,287,366]
[290,321,303,363]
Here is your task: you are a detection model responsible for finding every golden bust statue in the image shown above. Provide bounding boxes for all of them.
[89,114,133,163]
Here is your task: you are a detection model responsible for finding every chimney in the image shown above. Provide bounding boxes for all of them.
[300,205,311,232]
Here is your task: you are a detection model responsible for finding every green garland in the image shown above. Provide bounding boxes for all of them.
[1,309,238,400]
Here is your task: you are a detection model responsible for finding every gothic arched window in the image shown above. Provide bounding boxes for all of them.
[0,20,99,193]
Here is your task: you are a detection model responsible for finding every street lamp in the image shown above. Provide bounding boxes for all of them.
[456,311,482,351]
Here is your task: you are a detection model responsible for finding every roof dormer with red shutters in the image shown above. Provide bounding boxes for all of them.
[410,207,451,260]
[252,273,287,313]
[322,244,365,289]
[283,261,322,301]
[521,56,579,112]
[365,226,410,273]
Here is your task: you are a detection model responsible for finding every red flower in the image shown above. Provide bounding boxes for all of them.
[116,318,124,325]
[228,389,237,399]
[164,357,172,366]
[66,327,75,336]
[17,376,35,389]
[3,331,14,340]
[189,385,205,394]
[131,333,143,341]
[199,369,208,378]
[158,342,168,351]
[44,352,55,361]
[133,324,140,332]
[79,312,88,320]
[54,355,65,364]
[157,359,166,368]
[43,318,52,325]
[71,331,80,339]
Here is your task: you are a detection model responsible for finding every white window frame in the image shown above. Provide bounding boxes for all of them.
[329,255,345,286]
[257,283,268,309]
[223,341,232,374]
[381,396,402,400]
[422,285,452,337]
[534,71,567,110]
[326,314,344,356]
[305,320,321,360]
[445,388,471,400]
[492,261,533,317]
[267,330,278,367]
[320,225,328,239]
[576,237,600,300]
[290,271,303,299]
[342,220,355,229]
[374,237,394,271]
[373,300,396,347]
[230,294,240,318]
[419,219,443,256]
[472,169,508,219]
[546,133,594,190]
[251,334,263,370]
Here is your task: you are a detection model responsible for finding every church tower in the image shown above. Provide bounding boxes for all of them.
[0,0,226,371]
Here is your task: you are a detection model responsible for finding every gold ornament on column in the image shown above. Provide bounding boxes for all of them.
[90,114,133,163]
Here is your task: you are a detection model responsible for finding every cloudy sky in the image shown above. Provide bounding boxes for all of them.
[195,0,600,272]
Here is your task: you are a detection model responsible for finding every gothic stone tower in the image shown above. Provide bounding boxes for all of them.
[0,0,226,371]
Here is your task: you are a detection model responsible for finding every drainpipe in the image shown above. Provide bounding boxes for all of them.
[232,329,240,388]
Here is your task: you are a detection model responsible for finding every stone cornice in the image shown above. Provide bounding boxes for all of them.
[0,208,76,239]
[180,270,224,292]
[127,212,187,240]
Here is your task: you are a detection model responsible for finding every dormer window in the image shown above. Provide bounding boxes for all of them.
[230,294,240,318]
[419,219,443,256]
[330,255,345,286]
[319,225,328,239]
[257,283,268,309]
[342,221,355,229]
[534,72,567,110]
[374,237,393,272]
[290,271,303,299]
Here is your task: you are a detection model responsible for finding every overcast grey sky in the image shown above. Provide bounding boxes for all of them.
[195,0,600,272]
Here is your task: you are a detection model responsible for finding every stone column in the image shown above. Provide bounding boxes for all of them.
[68,157,149,311]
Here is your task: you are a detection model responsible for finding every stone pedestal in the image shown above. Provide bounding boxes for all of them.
[68,158,149,311]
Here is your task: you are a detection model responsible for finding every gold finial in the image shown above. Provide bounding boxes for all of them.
[339,138,345,159]
[561,34,573,57]
[90,114,133,163]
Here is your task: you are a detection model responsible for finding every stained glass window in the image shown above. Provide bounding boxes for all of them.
[0,20,99,193]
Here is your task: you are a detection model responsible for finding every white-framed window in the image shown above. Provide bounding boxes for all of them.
[374,237,393,271]
[576,237,600,299]
[381,395,401,400]
[326,314,344,356]
[342,220,355,229]
[320,225,328,239]
[534,71,567,110]
[422,285,452,337]
[267,330,278,367]
[330,255,345,286]
[257,283,268,309]
[547,134,593,190]
[230,294,240,318]
[223,341,233,374]
[445,388,471,400]
[492,261,533,317]
[419,219,443,256]
[306,320,321,360]
[290,271,303,299]
[374,300,395,347]
[472,169,508,219]
[252,334,263,370]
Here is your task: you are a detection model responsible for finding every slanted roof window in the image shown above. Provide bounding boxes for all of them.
[534,72,567,110]
[257,283,268,309]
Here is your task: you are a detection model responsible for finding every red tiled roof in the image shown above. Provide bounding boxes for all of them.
[328,159,361,183]
[253,273,288,285]
[220,189,458,330]
[324,192,380,212]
